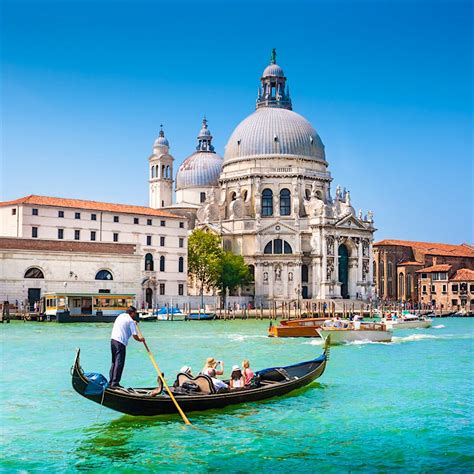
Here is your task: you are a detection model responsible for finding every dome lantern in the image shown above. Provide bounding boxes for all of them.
[257,49,292,111]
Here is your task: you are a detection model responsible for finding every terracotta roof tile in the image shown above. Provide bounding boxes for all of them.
[0,237,137,255]
[397,261,423,266]
[0,195,183,219]
[416,264,452,273]
[451,268,474,281]
[374,239,474,258]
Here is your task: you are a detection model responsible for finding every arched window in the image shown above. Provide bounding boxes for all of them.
[262,189,273,217]
[145,253,154,271]
[406,275,412,298]
[95,269,113,280]
[160,255,165,272]
[279,188,291,216]
[166,165,171,178]
[398,273,404,297]
[151,166,155,178]
[230,192,236,201]
[162,165,165,177]
[388,262,393,278]
[24,267,44,279]
[178,256,184,273]
[302,264,309,282]
[263,240,293,255]
[155,165,159,178]
[305,188,311,200]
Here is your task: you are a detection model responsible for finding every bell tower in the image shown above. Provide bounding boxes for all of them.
[149,126,174,209]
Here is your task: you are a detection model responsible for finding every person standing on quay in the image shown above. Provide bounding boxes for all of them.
[109,306,145,388]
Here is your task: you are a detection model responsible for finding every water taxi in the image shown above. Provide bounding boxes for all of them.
[268,318,327,337]
[42,292,135,323]
[317,320,392,345]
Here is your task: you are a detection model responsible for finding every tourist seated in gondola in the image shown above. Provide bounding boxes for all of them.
[202,357,224,376]
[242,359,254,386]
[229,365,245,389]
[208,368,228,392]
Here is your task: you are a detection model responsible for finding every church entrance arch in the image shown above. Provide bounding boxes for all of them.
[338,244,349,299]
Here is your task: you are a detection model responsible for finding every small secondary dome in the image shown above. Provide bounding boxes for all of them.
[176,118,223,190]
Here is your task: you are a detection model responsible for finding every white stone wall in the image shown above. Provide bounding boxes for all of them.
[0,206,21,237]
[0,249,142,304]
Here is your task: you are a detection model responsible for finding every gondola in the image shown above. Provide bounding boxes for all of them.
[71,339,330,417]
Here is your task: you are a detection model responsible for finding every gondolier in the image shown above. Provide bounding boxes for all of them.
[109,306,145,388]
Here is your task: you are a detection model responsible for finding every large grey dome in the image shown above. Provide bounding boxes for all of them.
[224,107,325,163]
[176,152,223,190]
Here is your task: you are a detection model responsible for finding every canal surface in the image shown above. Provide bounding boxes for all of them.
[1,318,473,472]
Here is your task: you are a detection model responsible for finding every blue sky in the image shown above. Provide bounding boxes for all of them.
[1,0,472,243]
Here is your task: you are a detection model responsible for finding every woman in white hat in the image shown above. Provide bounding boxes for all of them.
[229,365,245,389]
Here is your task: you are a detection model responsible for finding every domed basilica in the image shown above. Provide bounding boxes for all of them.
[148,50,375,302]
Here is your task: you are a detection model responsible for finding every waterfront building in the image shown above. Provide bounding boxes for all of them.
[161,51,376,303]
[0,196,188,309]
[417,266,474,312]
[373,239,474,303]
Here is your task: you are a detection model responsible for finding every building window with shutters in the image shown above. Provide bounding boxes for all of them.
[178,284,184,296]
[91,231,96,241]
[74,230,80,240]
[147,235,152,246]
[179,238,184,248]
[159,283,165,295]
[75,212,81,219]
[179,257,184,273]
[160,236,165,247]
[147,219,152,226]
[134,217,139,224]
[160,256,165,272]
[114,216,119,223]
[32,208,38,216]
[91,213,97,221]
[113,233,118,242]
[58,229,64,239]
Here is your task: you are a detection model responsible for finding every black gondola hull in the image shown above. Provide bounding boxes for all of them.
[71,348,328,417]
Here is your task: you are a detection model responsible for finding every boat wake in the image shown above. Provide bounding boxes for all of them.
[345,340,390,346]
[433,324,445,329]
[303,339,324,346]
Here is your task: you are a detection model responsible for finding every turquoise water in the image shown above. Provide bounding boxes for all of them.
[1,319,473,472]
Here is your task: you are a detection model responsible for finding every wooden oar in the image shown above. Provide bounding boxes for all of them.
[134,322,192,426]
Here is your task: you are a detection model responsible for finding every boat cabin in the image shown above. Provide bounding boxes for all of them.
[42,292,135,322]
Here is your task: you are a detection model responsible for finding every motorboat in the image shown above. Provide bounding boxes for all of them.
[389,312,432,329]
[317,319,392,345]
[268,318,327,337]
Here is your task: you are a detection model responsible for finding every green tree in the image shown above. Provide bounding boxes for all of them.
[218,251,252,307]
[188,229,222,308]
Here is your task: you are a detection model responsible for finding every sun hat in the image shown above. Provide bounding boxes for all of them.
[231,365,241,372]
[180,365,191,374]
[206,357,216,366]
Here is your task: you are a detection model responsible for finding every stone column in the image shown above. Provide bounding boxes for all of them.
[383,251,388,299]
